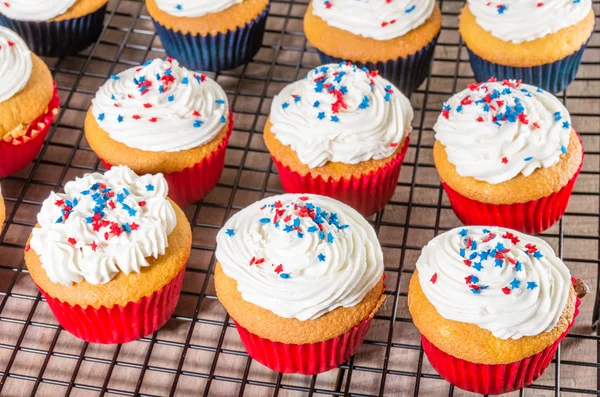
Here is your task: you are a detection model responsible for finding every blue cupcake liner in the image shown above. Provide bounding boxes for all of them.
[0,4,106,57]
[466,36,591,93]
[153,6,269,72]
[316,33,439,96]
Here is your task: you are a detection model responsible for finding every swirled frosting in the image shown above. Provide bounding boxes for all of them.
[270,62,413,168]
[215,194,384,321]
[434,79,571,184]
[154,0,243,17]
[312,0,435,40]
[0,0,76,21]
[0,27,32,103]
[91,58,229,152]
[30,166,177,287]
[416,226,571,339]
[467,0,592,44]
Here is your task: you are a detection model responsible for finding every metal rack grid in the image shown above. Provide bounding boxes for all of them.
[0,0,598,395]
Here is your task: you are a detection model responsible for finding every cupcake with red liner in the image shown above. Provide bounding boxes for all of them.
[433,78,583,234]
[214,193,385,374]
[84,57,232,207]
[24,165,192,344]
[408,226,583,394]
[264,62,413,216]
[0,26,59,178]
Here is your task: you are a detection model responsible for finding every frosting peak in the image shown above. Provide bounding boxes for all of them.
[154,0,243,17]
[416,226,571,339]
[0,0,76,21]
[467,0,592,44]
[91,58,229,152]
[434,79,571,184]
[312,0,435,40]
[215,194,384,321]
[0,27,32,103]
[270,62,413,168]
[30,166,177,286]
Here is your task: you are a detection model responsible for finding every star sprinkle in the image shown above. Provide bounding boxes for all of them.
[225,229,235,237]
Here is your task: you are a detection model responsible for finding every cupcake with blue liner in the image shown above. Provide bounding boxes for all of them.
[0,0,108,57]
[304,0,442,96]
[146,0,270,72]
[459,0,595,93]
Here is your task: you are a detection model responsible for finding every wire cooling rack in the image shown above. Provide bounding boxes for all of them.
[0,0,599,396]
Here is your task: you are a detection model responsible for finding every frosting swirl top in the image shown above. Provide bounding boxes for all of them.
[0,0,76,21]
[0,27,32,103]
[154,0,243,17]
[215,194,384,321]
[270,62,413,168]
[91,58,229,152]
[416,226,572,340]
[30,166,177,287]
[467,0,592,44]
[312,0,435,41]
[434,79,571,184]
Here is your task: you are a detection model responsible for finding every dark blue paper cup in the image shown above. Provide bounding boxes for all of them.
[316,34,439,96]
[153,6,269,72]
[466,37,591,93]
[0,4,106,57]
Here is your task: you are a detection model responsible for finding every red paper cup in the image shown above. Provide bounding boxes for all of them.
[37,268,185,344]
[0,85,60,178]
[422,297,580,395]
[442,153,583,235]
[233,316,373,375]
[102,110,233,207]
[272,136,410,216]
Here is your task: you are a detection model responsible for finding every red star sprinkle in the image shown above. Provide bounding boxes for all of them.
[24,244,30,252]
[91,241,97,252]
[501,157,508,164]
[149,117,158,122]
[67,237,77,245]
[255,258,265,265]
[143,103,152,108]
[132,115,141,120]
[130,223,139,231]
[502,287,511,294]
[463,259,472,267]
[55,199,65,206]
[7,41,14,47]
[430,273,437,284]
[192,110,200,117]
[299,196,309,201]
[138,201,146,207]
[249,256,256,266]
[476,116,485,122]
[274,264,283,274]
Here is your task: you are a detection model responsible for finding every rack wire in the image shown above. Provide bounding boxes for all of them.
[0,0,598,396]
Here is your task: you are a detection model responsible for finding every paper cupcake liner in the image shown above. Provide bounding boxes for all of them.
[233,316,372,375]
[466,35,591,93]
[37,268,184,344]
[102,110,233,207]
[0,5,106,57]
[422,297,580,395]
[0,85,59,178]
[152,6,269,72]
[441,155,583,235]
[316,34,439,96]
[272,136,409,216]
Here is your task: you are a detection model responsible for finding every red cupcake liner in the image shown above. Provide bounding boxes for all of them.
[422,297,580,395]
[272,136,410,216]
[0,85,60,178]
[102,110,233,207]
[37,268,185,344]
[233,316,373,375]
[442,153,583,235]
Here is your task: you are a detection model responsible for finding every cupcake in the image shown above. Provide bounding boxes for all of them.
[408,226,583,394]
[0,27,59,178]
[215,193,385,374]
[434,78,583,234]
[304,0,442,95]
[24,166,192,344]
[459,0,595,93]
[0,0,108,57]
[84,57,232,207]
[146,0,270,72]
[264,62,413,216]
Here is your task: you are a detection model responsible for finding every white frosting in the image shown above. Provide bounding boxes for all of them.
[91,58,229,152]
[467,0,592,44]
[154,0,243,17]
[215,194,384,321]
[30,166,177,287]
[434,79,571,185]
[0,27,32,103]
[0,0,76,21]
[312,0,435,41]
[270,62,413,168]
[416,226,571,340]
